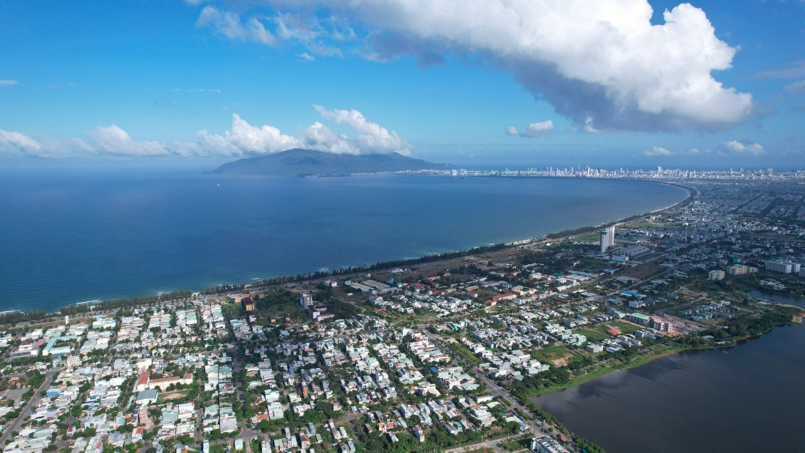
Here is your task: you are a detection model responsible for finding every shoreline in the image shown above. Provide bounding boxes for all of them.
[1,177,692,319]
[528,306,805,402]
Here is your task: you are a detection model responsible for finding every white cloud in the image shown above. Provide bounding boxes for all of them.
[87,125,170,156]
[0,130,40,152]
[184,0,209,5]
[223,114,302,154]
[301,122,358,154]
[297,52,315,61]
[0,130,94,158]
[785,80,805,94]
[313,105,410,155]
[724,140,764,155]
[0,106,410,158]
[583,117,599,133]
[519,120,554,137]
[644,146,672,156]
[504,126,518,136]
[0,80,18,86]
[196,6,279,46]
[257,0,753,132]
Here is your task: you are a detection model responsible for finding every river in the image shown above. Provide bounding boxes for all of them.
[531,292,805,453]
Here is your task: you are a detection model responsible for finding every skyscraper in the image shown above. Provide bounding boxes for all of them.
[600,226,616,253]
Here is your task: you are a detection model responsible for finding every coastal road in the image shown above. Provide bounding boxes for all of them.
[0,370,59,444]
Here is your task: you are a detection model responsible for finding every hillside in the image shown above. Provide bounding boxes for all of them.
[212,149,452,177]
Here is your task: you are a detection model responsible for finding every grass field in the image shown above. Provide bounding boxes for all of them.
[571,233,600,243]
[451,342,482,366]
[611,320,641,334]
[575,328,609,342]
[158,390,190,402]
[531,345,572,363]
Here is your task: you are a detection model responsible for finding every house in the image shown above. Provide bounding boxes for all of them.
[494,293,517,302]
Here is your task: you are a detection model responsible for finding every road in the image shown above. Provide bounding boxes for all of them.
[0,370,60,444]
[424,332,550,440]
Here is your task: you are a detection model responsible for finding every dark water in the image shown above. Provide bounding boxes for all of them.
[0,169,686,312]
[532,293,805,453]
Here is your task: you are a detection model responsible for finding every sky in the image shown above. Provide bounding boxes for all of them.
[1,0,804,170]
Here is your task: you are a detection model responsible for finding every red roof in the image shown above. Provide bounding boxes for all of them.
[136,372,149,387]
[149,376,179,384]
[607,329,620,335]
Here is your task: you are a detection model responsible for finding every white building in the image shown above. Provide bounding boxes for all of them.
[600,226,616,253]
[766,261,800,274]
[300,292,313,309]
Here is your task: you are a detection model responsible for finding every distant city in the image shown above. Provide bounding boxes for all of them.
[407,167,805,182]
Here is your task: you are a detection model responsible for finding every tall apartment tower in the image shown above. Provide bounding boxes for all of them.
[300,292,313,309]
[600,226,616,253]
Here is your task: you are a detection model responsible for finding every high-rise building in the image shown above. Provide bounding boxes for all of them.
[766,261,799,274]
[600,226,616,253]
[300,292,313,309]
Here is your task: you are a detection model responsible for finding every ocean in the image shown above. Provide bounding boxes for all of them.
[0,169,686,312]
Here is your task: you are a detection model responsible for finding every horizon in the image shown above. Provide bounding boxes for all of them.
[2,1,804,169]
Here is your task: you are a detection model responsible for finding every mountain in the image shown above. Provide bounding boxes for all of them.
[212,148,452,177]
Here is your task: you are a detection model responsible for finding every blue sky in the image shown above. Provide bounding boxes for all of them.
[1,0,804,169]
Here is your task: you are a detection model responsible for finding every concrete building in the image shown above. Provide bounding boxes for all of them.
[300,292,313,309]
[727,264,757,275]
[531,436,571,453]
[766,261,800,274]
[709,270,725,281]
[600,226,616,253]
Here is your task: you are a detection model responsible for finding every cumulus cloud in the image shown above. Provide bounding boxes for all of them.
[87,125,170,156]
[314,105,410,155]
[302,122,358,154]
[723,140,764,155]
[504,126,518,136]
[1,106,410,159]
[785,80,805,94]
[0,80,19,87]
[222,114,302,154]
[0,130,40,152]
[644,146,673,156]
[196,6,279,46]
[250,0,753,132]
[0,129,93,158]
[519,120,554,137]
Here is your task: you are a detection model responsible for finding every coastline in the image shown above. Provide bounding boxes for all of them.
[0,177,692,319]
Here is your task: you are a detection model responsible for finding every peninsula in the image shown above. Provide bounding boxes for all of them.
[212,148,452,177]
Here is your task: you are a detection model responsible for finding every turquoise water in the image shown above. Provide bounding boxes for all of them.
[0,170,686,311]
